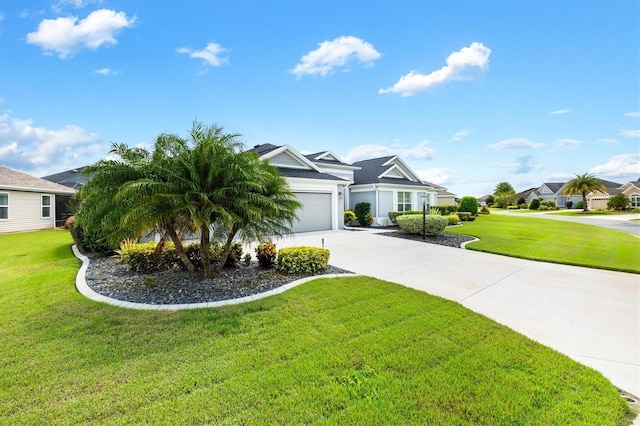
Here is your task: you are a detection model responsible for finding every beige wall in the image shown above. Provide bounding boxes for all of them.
[0,190,56,233]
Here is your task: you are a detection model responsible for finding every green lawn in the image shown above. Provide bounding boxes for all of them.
[0,230,634,425]
[447,214,640,273]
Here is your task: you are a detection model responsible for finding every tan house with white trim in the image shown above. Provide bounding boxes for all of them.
[0,167,77,234]
[587,179,640,210]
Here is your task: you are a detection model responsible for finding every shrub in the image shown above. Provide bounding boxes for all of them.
[224,242,244,267]
[576,200,584,210]
[517,197,526,205]
[428,207,442,216]
[344,210,356,225]
[276,246,330,274]
[485,195,495,206]
[361,213,374,227]
[388,211,403,224]
[507,205,520,210]
[565,201,573,209]
[458,212,472,221]
[118,241,180,273]
[607,194,630,210]
[243,253,252,265]
[459,196,479,215]
[432,205,458,215]
[396,214,448,236]
[446,213,460,225]
[529,199,541,210]
[354,202,372,227]
[256,241,277,268]
[479,206,491,215]
[70,222,115,254]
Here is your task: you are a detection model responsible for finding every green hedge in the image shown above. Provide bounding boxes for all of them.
[276,246,330,274]
[446,213,460,225]
[396,215,448,236]
[118,242,180,273]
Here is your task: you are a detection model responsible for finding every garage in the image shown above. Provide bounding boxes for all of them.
[292,192,332,232]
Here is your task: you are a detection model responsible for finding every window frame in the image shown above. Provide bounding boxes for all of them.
[41,194,52,219]
[0,192,8,220]
[397,191,412,212]
[630,194,640,208]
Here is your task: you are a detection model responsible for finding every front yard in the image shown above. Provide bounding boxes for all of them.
[0,230,634,424]
[446,214,640,274]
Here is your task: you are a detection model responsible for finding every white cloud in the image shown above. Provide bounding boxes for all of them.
[343,140,435,163]
[621,129,640,138]
[94,67,117,76]
[489,138,543,150]
[290,36,381,79]
[551,138,583,151]
[415,167,452,186]
[52,0,102,13]
[624,112,640,118]
[596,138,619,145]
[177,42,229,67]
[0,113,107,176]
[590,153,640,180]
[26,9,136,58]
[549,109,570,115]
[379,42,491,96]
[450,129,471,143]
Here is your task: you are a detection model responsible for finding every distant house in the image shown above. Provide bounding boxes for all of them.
[42,167,90,190]
[586,179,639,210]
[0,167,77,234]
[423,181,457,206]
[516,187,539,204]
[350,156,438,226]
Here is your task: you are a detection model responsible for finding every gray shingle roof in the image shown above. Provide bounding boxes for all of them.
[0,167,77,194]
[275,167,347,182]
[352,156,426,187]
[42,167,91,189]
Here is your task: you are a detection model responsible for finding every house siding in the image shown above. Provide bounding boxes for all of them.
[350,191,376,214]
[0,190,56,233]
[378,190,393,223]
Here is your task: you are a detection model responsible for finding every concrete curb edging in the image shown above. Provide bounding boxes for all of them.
[460,237,480,249]
[72,244,358,311]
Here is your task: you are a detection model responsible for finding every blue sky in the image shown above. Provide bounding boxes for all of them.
[1,0,638,197]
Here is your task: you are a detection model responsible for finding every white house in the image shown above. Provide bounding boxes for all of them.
[0,167,77,234]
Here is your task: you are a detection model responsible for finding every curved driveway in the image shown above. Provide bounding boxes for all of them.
[277,229,640,398]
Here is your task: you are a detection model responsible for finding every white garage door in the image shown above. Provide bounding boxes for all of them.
[293,192,332,233]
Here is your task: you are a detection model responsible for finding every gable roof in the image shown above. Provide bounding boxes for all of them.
[541,182,565,193]
[421,180,455,196]
[352,156,427,187]
[304,151,358,168]
[252,144,349,182]
[516,187,538,199]
[0,167,77,194]
[42,167,91,189]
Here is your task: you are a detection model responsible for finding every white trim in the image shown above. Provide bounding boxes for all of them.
[259,145,324,172]
[0,191,8,221]
[0,184,75,195]
[41,194,52,219]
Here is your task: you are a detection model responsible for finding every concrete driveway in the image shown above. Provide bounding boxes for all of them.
[277,229,640,398]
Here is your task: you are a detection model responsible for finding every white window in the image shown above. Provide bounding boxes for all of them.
[397,192,412,211]
[631,194,640,208]
[0,192,8,220]
[41,195,51,218]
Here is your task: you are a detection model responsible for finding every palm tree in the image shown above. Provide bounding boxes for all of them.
[562,172,606,212]
[494,181,515,195]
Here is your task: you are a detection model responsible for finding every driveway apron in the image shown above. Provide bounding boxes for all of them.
[277,229,640,398]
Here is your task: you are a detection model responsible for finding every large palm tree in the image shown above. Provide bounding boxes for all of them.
[562,172,606,212]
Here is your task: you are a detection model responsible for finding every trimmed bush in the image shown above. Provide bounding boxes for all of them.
[344,210,356,225]
[224,242,244,267]
[276,246,330,274]
[435,205,459,215]
[459,196,479,215]
[507,205,520,210]
[118,241,180,273]
[446,213,460,225]
[256,241,277,268]
[479,206,491,215]
[397,214,448,236]
[388,211,403,224]
[70,223,114,254]
[529,199,541,210]
[458,212,472,221]
[354,202,372,227]
[576,200,584,210]
[361,213,374,227]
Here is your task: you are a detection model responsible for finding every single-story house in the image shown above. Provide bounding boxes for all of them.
[349,156,438,226]
[252,144,355,232]
[516,187,539,204]
[587,179,639,210]
[0,166,77,234]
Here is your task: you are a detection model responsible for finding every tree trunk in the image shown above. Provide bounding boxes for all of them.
[582,192,588,212]
[214,230,238,274]
[153,232,168,257]
[165,225,197,275]
[200,227,216,278]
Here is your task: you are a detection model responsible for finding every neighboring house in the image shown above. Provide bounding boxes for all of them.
[0,166,77,234]
[350,156,438,226]
[536,183,565,203]
[586,179,635,210]
[516,187,539,204]
[422,181,457,206]
[253,144,354,232]
[477,195,491,207]
[42,167,91,226]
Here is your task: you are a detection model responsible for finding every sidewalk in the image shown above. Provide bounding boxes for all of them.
[275,229,640,398]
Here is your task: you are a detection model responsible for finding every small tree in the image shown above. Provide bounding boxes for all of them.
[459,196,478,215]
[485,195,495,206]
[529,199,541,210]
[354,202,373,227]
[607,194,630,210]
